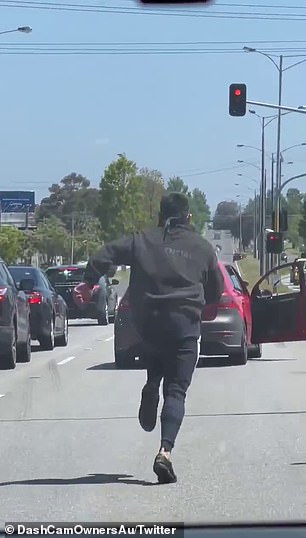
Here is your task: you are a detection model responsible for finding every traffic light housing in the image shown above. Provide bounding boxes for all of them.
[229,84,247,116]
[266,231,283,254]
[272,209,288,232]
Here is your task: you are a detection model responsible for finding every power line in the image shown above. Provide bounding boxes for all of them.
[1,1,306,21]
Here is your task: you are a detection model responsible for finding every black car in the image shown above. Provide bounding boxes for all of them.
[45,265,119,325]
[233,253,243,262]
[8,266,69,351]
[0,258,31,369]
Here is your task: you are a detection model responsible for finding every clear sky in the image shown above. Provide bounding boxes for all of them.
[0,0,306,213]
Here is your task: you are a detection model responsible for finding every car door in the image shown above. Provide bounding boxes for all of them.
[225,264,252,343]
[2,263,29,341]
[251,260,306,344]
[40,272,62,334]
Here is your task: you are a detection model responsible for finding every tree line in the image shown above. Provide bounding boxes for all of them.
[213,188,306,250]
[0,154,210,265]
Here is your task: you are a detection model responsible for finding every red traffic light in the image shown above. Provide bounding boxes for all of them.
[229,84,247,117]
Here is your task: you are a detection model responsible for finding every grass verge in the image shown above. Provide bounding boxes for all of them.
[237,255,289,294]
[237,255,260,290]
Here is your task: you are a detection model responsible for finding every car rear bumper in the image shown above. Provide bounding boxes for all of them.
[29,304,52,339]
[114,311,143,356]
[200,309,244,356]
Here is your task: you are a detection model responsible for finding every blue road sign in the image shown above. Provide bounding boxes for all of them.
[0,191,35,213]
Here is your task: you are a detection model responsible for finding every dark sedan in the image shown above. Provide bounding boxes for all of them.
[0,258,31,369]
[45,265,119,325]
[9,266,69,351]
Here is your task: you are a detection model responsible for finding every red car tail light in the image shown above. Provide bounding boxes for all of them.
[218,292,238,310]
[26,291,43,305]
[0,287,7,303]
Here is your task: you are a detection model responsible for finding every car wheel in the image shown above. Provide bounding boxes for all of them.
[17,325,31,363]
[115,350,135,369]
[229,332,248,365]
[248,343,262,359]
[0,327,17,370]
[39,316,55,351]
[55,313,69,347]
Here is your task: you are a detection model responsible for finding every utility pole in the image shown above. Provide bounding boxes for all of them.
[239,204,242,252]
[259,116,266,275]
[71,214,75,265]
[253,190,257,259]
[271,153,275,270]
[275,55,283,241]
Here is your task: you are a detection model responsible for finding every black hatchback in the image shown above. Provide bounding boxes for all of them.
[0,258,31,369]
[8,266,69,351]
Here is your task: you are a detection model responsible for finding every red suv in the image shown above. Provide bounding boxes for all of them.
[114,259,306,368]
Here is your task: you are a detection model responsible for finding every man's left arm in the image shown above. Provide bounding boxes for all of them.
[83,235,134,286]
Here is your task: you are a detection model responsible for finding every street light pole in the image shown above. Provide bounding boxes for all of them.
[259,117,266,275]
[275,55,283,241]
[253,190,257,259]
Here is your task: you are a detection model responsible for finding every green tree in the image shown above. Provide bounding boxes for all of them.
[73,217,103,261]
[189,188,210,234]
[0,226,24,264]
[138,168,166,224]
[167,177,189,194]
[98,154,146,240]
[36,173,100,228]
[34,216,70,265]
[213,201,239,230]
[285,188,303,248]
[298,197,306,246]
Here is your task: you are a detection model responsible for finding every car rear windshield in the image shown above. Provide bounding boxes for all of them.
[9,267,39,287]
[46,267,85,285]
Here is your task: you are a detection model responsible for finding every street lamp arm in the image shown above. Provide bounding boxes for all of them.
[277,172,306,199]
[256,50,280,71]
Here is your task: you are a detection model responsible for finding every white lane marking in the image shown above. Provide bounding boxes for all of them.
[57,356,76,366]
[104,336,114,342]
[0,394,5,399]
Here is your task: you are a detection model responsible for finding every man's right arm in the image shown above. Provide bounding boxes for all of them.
[202,249,224,305]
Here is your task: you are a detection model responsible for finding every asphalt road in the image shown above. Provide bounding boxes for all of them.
[1,244,306,525]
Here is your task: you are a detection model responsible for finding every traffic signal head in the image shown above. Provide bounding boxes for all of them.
[266,231,283,254]
[229,84,247,116]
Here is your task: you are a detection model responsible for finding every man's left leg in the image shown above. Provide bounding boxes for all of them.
[138,342,164,432]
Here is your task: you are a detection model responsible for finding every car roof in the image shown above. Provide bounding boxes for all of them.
[46,265,84,270]
[9,265,40,271]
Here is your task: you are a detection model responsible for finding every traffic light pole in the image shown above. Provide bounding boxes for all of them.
[246,101,306,114]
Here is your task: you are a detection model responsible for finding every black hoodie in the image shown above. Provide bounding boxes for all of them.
[84,224,224,338]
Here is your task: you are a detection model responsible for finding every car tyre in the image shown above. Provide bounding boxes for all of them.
[0,327,17,370]
[17,325,31,363]
[39,316,55,351]
[248,343,262,359]
[115,350,135,369]
[55,313,69,347]
[229,332,248,365]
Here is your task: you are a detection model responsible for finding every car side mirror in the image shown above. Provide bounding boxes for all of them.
[19,278,35,292]
[242,280,249,288]
[111,279,119,286]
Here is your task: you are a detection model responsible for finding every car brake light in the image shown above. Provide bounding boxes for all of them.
[0,287,7,302]
[26,291,43,305]
[218,292,238,309]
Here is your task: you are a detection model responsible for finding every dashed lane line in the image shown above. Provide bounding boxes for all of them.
[57,356,76,366]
